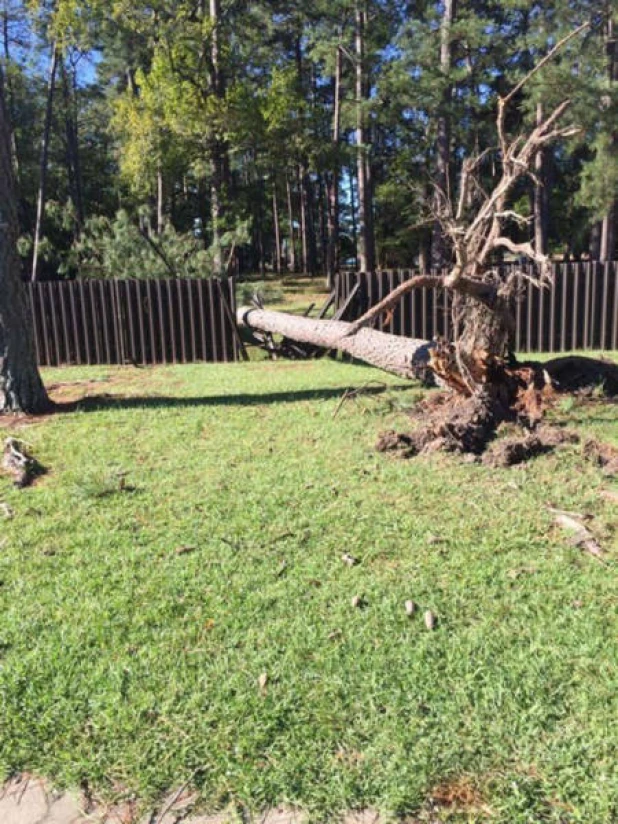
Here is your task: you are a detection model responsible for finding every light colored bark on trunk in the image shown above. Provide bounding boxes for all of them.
[355,0,375,273]
[534,102,549,256]
[286,176,296,272]
[432,0,455,267]
[237,306,432,380]
[273,185,282,274]
[31,42,59,282]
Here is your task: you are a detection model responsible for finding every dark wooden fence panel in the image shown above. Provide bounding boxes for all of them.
[28,277,238,367]
[335,263,618,353]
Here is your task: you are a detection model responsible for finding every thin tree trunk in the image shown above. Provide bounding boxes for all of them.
[349,164,358,269]
[0,65,50,413]
[157,164,164,235]
[272,183,282,275]
[2,6,19,179]
[31,42,59,282]
[298,165,308,273]
[303,167,318,276]
[600,15,617,262]
[209,0,229,274]
[286,176,297,272]
[589,222,602,260]
[432,0,455,267]
[600,204,615,262]
[326,42,342,287]
[533,102,549,256]
[318,174,328,275]
[60,59,84,232]
[355,0,375,272]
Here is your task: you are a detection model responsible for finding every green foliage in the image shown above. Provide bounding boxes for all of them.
[70,209,213,278]
[5,0,618,278]
[577,133,618,222]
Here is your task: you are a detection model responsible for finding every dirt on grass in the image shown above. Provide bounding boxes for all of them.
[377,355,618,473]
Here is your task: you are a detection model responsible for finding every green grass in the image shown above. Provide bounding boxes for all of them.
[238,273,332,315]
[0,359,617,822]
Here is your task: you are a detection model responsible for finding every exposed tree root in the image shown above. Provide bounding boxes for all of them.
[482,426,579,468]
[377,354,618,471]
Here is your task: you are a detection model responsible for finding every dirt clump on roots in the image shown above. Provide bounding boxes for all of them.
[482,426,580,468]
[377,355,618,470]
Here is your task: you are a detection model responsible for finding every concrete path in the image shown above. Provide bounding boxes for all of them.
[0,776,389,824]
[0,775,280,824]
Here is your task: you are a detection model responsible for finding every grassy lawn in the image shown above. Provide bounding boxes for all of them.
[237,274,332,316]
[0,358,617,822]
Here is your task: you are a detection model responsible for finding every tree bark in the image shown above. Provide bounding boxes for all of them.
[0,66,50,414]
[355,0,375,273]
[600,15,617,262]
[286,176,297,272]
[2,5,19,180]
[533,102,549,256]
[348,163,359,269]
[589,221,602,259]
[209,0,229,275]
[31,42,59,282]
[272,183,282,274]
[60,58,85,232]
[157,163,164,235]
[432,0,456,267]
[326,42,342,287]
[238,306,432,380]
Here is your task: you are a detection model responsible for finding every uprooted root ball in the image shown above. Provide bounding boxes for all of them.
[377,355,618,471]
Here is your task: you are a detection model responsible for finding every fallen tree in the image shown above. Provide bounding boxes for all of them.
[237,306,435,380]
[239,24,618,462]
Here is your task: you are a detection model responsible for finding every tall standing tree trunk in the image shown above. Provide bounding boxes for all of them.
[60,58,85,233]
[31,42,59,283]
[2,6,19,180]
[326,42,342,288]
[298,165,308,273]
[209,0,230,275]
[348,164,359,269]
[286,176,297,273]
[600,15,617,262]
[533,102,549,256]
[355,0,375,273]
[600,206,615,262]
[589,222,602,260]
[157,164,164,235]
[0,66,50,414]
[432,0,456,268]
[303,167,318,276]
[272,183,282,275]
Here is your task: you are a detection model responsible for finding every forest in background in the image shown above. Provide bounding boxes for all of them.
[1,0,617,283]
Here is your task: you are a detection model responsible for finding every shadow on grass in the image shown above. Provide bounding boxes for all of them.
[54,383,412,413]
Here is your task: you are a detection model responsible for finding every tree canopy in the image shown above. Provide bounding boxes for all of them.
[1,0,616,281]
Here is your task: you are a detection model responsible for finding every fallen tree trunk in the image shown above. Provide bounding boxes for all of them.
[238,303,618,462]
[237,306,435,381]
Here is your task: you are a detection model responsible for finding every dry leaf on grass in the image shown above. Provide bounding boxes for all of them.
[549,508,605,561]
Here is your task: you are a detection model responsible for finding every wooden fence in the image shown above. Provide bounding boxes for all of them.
[334,263,618,353]
[28,277,240,366]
